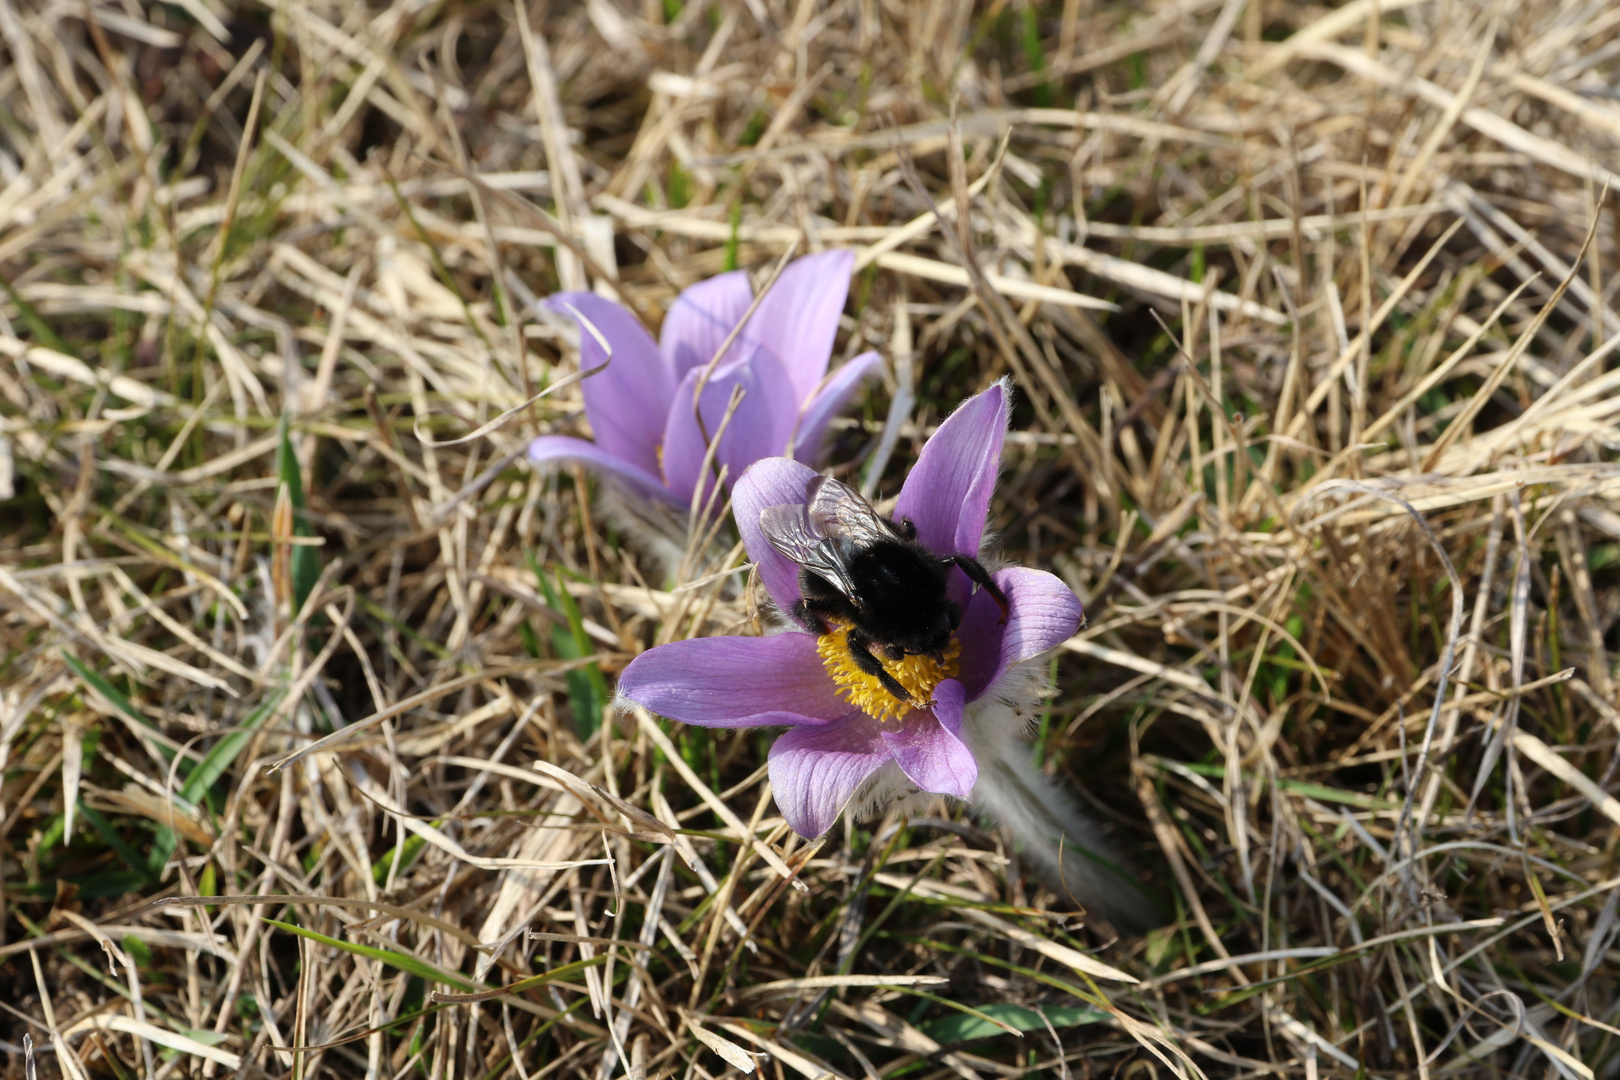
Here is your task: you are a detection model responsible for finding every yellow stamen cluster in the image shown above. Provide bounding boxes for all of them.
[816,622,961,723]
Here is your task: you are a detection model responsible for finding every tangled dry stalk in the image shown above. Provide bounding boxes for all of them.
[3,1,1620,1078]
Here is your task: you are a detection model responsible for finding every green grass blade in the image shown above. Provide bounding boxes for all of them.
[264,919,477,991]
[276,413,320,614]
[372,832,429,885]
[534,561,606,735]
[426,956,607,1004]
[181,686,286,804]
[916,1001,1108,1044]
[146,685,286,876]
[2,276,72,355]
[63,650,151,730]
[77,802,158,884]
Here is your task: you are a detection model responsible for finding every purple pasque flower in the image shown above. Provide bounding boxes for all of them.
[617,381,1085,838]
[527,250,883,507]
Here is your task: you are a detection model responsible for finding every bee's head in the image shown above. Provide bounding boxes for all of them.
[884,604,955,661]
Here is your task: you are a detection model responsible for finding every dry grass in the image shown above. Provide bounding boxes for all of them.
[4,1,1620,1079]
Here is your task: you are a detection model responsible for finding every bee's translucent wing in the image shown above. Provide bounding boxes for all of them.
[758,500,861,598]
[758,502,823,564]
[805,475,895,545]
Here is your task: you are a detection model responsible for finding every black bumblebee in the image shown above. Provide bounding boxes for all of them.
[760,475,1008,706]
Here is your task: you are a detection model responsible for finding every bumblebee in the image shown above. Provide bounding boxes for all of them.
[760,476,1008,707]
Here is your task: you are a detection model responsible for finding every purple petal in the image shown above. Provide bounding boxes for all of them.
[733,457,819,612]
[893,380,1009,558]
[658,368,707,504]
[547,294,674,478]
[956,567,1084,698]
[749,250,854,404]
[709,351,801,485]
[527,435,679,505]
[880,681,977,798]
[618,634,847,727]
[768,711,889,837]
[659,348,801,507]
[791,350,885,464]
[660,271,754,380]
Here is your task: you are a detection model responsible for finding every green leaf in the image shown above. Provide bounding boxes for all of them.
[668,161,690,209]
[2,276,72,355]
[737,111,767,149]
[123,935,154,969]
[63,651,152,732]
[1020,4,1053,108]
[181,687,286,804]
[264,919,477,991]
[276,412,305,511]
[372,831,429,884]
[78,802,157,883]
[181,1030,230,1048]
[916,1003,1108,1045]
[357,594,454,661]
[276,413,321,615]
[425,957,607,1004]
[1169,761,1400,811]
[534,561,606,736]
[147,686,286,876]
[724,198,743,269]
[71,869,150,898]
[63,652,189,882]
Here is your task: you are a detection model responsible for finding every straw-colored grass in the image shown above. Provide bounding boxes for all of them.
[3,1,1619,1079]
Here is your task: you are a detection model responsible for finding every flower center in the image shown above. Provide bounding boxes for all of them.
[816,621,961,723]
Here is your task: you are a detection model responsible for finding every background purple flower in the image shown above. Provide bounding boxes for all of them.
[527,250,883,508]
[617,382,1085,838]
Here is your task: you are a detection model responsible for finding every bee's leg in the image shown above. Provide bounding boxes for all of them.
[791,573,858,635]
[845,627,917,706]
[788,600,824,635]
[784,595,848,637]
[946,555,1009,623]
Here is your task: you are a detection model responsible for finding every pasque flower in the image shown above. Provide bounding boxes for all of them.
[527,250,882,507]
[617,382,1085,838]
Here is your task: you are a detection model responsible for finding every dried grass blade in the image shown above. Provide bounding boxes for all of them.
[1421,195,1603,470]
[873,251,1117,311]
[269,663,547,770]
[155,895,486,951]
[959,908,1138,984]
[61,1015,241,1069]
[634,707,805,891]
[683,1013,760,1074]
[1488,718,1620,829]
[412,299,613,450]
